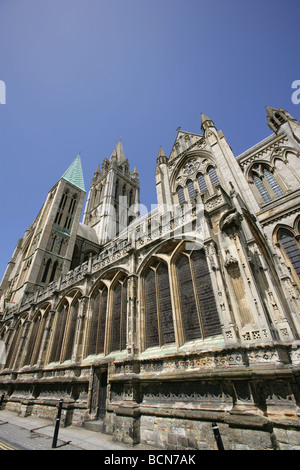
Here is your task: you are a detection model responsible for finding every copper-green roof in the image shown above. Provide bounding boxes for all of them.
[61,154,86,192]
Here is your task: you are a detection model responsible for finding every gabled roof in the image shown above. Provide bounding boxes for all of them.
[169,128,203,160]
[61,154,86,192]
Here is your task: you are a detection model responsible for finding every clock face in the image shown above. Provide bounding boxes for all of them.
[182,159,200,175]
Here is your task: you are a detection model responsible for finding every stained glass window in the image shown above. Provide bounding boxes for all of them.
[177,185,185,204]
[208,166,220,186]
[111,277,127,352]
[87,286,108,356]
[197,173,207,193]
[278,229,300,279]
[186,179,195,201]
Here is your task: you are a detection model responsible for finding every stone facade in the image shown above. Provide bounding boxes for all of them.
[0,106,300,450]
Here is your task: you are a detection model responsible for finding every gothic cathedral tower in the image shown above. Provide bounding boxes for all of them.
[0,155,86,305]
[82,140,140,244]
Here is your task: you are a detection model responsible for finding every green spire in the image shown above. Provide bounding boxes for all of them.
[61,154,86,192]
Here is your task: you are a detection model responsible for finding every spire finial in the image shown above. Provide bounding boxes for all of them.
[201,113,215,132]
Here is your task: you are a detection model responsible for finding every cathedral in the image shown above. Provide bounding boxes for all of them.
[0,106,300,450]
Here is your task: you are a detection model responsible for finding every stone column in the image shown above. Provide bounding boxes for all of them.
[126,274,138,357]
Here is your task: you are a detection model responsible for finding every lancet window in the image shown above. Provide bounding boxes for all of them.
[110,274,128,352]
[175,158,221,205]
[48,293,81,363]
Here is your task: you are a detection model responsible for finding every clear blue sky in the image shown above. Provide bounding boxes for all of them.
[0,0,299,279]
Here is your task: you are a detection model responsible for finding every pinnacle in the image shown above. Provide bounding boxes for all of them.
[110,139,126,164]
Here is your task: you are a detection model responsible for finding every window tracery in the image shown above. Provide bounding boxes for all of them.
[250,163,284,204]
[143,260,175,348]
[110,274,128,352]
[142,244,221,350]
[175,157,221,205]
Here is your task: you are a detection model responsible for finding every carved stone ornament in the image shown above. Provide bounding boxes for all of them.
[224,251,239,268]
[220,209,242,232]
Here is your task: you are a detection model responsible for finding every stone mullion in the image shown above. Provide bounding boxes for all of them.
[204,241,238,344]
[231,230,274,342]
[168,258,185,347]
[126,274,138,356]
[104,284,113,356]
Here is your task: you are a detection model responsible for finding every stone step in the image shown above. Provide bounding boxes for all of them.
[83,420,104,433]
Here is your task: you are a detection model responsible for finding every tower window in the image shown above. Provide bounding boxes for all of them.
[55,192,68,225]
[49,261,58,283]
[64,195,77,230]
[41,259,51,283]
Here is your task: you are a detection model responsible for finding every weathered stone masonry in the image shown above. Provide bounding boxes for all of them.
[1,107,300,450]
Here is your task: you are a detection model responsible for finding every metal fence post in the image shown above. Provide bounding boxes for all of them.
[212,422,225,450]
[0,393,5,409]
[52,399,63,449]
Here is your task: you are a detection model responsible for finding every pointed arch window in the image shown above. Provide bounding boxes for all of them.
[87,285,108,356]
[177,185,185,204]
[143,260,175,349]
[55,191,68,225]
[277,228,300,279]
[115,180,119,199]
[197,172,208,193]
[64,195,77,230]
[186,179,195,202]
[251,164,285,204]
[129,189,133,207]
[110,276,128,352]
[41,259,51,283]
[50,235,57,253]
[63,297,80,361]
[263,168,284,198]
[175,248,221,342]
[4,317,27,369]
[252,173,272,203]
[49,261,58,283]
[49,300,69,363]
[208,166,220,186]
[23,308,49,366]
